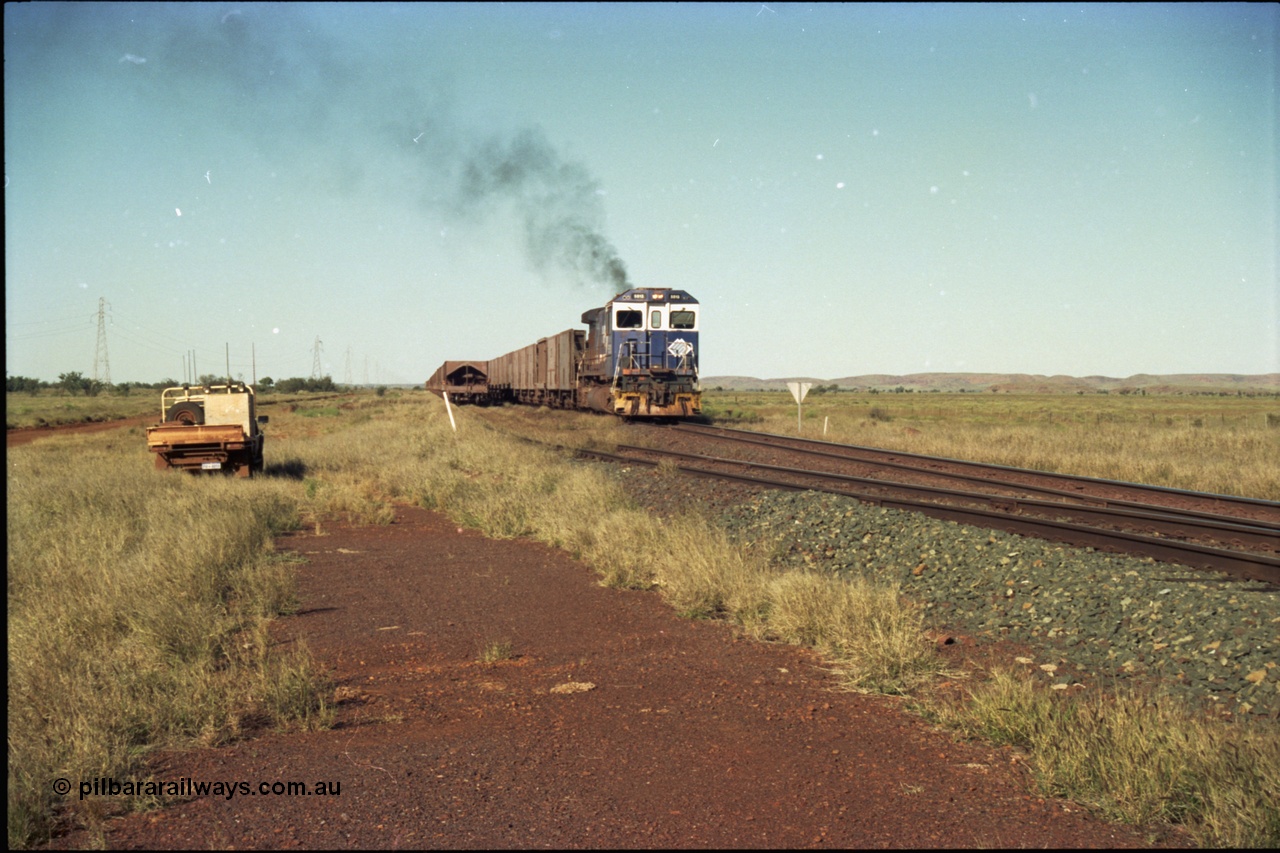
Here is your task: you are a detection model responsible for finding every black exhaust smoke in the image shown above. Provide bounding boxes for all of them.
[119,6,631,292]
[453,127,630,292]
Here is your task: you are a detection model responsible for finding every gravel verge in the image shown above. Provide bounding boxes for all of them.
[605,463,1279,719]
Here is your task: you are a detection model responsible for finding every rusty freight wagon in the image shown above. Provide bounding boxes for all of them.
[424,361,491,405]
[487,329,583,409]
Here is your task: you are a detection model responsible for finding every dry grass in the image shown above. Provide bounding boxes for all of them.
[923,670,1280,847]
[704,391,1280,499]
[300,399,947,698]
[5,390,157,429]
[477,639,515,664]
[760,571,940,694]
[262,396,944,700]
[408,396,1278,845]
[11,388,1275,847]
[7,434,332,848]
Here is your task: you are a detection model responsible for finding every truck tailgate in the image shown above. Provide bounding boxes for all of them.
[146,423,247,449]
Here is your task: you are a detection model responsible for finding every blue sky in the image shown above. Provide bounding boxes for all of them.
[5,2,1277,384]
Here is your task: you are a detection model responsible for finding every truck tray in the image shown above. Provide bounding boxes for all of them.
[146,423,247,449]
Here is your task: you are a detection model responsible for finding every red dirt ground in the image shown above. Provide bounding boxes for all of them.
[6,416,152,448]
[48,504,1185,849]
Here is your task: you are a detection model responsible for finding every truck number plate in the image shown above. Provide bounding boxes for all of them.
[201,462,222,470]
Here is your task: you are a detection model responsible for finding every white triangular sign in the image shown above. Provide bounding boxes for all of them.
[787,381,812,404]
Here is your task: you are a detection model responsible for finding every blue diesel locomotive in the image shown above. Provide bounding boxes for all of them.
[426,287,701,418]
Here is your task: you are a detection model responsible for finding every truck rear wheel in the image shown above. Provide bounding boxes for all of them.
[165,402,204,425]
[231,450,254,478]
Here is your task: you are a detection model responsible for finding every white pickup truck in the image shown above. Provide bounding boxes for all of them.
[145,383,267,478]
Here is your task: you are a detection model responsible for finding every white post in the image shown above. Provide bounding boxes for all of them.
[443,391,457,433]
[824,416,829,437]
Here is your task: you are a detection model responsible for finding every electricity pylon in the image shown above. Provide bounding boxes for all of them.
[92,297,112,386]
[311,336,324,380]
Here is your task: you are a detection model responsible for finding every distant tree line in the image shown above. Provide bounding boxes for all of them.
[5,372,136,397]
[705,383,1277,398]
[6,373,341,396]
[259,376,338,393]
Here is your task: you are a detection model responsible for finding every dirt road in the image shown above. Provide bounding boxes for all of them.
[7,416,152,448]
[46,504,1183,849]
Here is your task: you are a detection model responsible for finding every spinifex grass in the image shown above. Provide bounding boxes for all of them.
[7,436,331,848]
[477,639,515,663]
[922,670,1280,847]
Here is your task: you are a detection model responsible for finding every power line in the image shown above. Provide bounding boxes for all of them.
[6,323,92,343]
[7,312,91,329]
[14,301,320,381]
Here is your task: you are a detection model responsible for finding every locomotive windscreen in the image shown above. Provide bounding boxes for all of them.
[615,309,643,328]
[670,310,696,329]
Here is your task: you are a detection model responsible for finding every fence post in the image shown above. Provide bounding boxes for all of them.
[443,392,457,433]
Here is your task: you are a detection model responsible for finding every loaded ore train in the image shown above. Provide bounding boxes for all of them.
[427,287,701,418]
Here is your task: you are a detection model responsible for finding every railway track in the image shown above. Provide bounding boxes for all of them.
[578,422,1280,586]
[670,423,1280,523]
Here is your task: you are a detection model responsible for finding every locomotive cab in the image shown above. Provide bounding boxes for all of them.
[580,288,701,417]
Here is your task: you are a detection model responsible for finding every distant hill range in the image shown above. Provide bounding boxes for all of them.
[703,373,1280,395]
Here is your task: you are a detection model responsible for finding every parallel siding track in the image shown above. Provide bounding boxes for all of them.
[578,423,1280,586]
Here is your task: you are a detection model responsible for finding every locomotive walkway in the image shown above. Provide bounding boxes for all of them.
[51,505,1180,848]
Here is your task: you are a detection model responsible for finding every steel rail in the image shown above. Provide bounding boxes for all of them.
[615,444,1280,554]
[627,441,1279,530]
[668,423,1280,521]
[575,448,1280,586]
[663,429,1176,512]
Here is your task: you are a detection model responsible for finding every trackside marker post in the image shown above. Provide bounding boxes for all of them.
[787,381,812,434]
[443,392,457,432]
